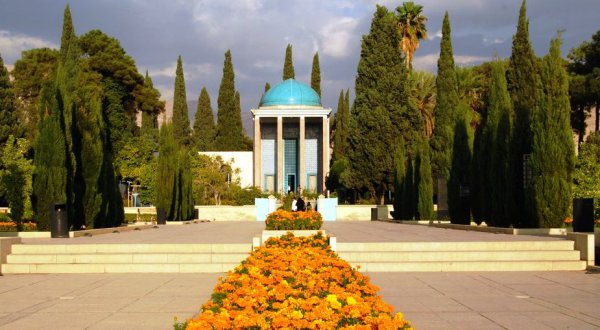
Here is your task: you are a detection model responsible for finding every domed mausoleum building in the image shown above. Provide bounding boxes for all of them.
[251,79,332,194]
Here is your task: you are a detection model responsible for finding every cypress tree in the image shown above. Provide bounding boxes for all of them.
[37,5,124,229]
[530,36,575,228]
[415,138,434,220]
[430,12,459,179]
[172,56,191,146]
[176,148,194,220]
[506,0,541,227]
[156,122,177,220]
[346,5,419,203]
[32,88,67,230]
[0,53,21,146]
[283,44,295,80]
[470,122,486,223]
[342,89,350,154]
[402,154,416,219]
[265,82,271,92]
[77,85,103,229]
[215,50,245,150]
[332,90,346,161]
[50,5,78,229]
[59,5,75,63]
[391,142,407,219]
[311,52,321,97]
[488,61,514,227]
[448,118,471,224]
[193,87,216,151]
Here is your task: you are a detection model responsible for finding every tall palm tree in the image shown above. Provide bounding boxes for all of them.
[409,70,436,137]
[396,2,428,71]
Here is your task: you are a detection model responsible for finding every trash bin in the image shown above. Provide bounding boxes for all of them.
[193,208,199,220]
[573,198,594,232]
[156,207,166,225]
[51,203,69,238]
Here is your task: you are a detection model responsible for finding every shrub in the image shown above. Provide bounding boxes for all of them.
[0,213,10,222]
[123,213,156,223]
[265,209,323,230]
[20,221,37,232]
[185,233,411,329]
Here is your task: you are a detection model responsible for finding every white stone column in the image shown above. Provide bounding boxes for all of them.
[321,115,329,194]
[299,116,306,194]
[277,116,283,194]
[253,116,261,189]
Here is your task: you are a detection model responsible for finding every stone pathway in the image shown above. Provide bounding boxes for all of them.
[2,222,598,329]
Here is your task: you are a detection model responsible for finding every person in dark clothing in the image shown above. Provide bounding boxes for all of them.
[296,196,306,212]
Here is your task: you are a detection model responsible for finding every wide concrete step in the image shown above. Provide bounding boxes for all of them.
[6,253,249,264]
[1,263,239,274]
[336,240,575,252]
[351,260,587,272]
[11,243,252,254]
[338,250,581,262]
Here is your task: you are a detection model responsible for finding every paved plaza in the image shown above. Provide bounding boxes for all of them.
[1,222,598,329]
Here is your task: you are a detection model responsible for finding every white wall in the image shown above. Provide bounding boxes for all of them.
[199,151,254,188]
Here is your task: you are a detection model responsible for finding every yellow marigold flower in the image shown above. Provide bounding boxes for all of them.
[327,294,342,309]
[346,296,357,305]
[291,310,303,319]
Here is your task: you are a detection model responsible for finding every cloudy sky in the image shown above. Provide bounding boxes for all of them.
[1,0,599,133]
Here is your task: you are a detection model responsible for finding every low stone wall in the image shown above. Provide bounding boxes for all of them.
[567,232,595,266]
[124,207,156,214]
[336,205,379,221]
[0,237,21,274]
[195,205,256,221]
[124,204,396,221]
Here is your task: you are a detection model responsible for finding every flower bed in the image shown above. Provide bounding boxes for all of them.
[265,209,323,230]
[0,222,17,232]
[185,233,411,329]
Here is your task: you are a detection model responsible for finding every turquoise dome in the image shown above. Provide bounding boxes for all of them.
[260,79,321,107]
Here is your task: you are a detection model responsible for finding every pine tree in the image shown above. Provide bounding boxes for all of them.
[215,50,245,150]
[140,72,163,137]
[530,36,575,228]
[0,53,21,146]
[506,0,541,227]
[172,56,191,146]
[430,12,459,180]
[346,6,419,204]
[415,138,434,220]
[311,52,321,97]
[193,87,216,151]
[283,44,295,80]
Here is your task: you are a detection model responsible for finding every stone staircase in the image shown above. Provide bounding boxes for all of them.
[1,243,251,274]
[336,240,587,272]
[1,238,588,274]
